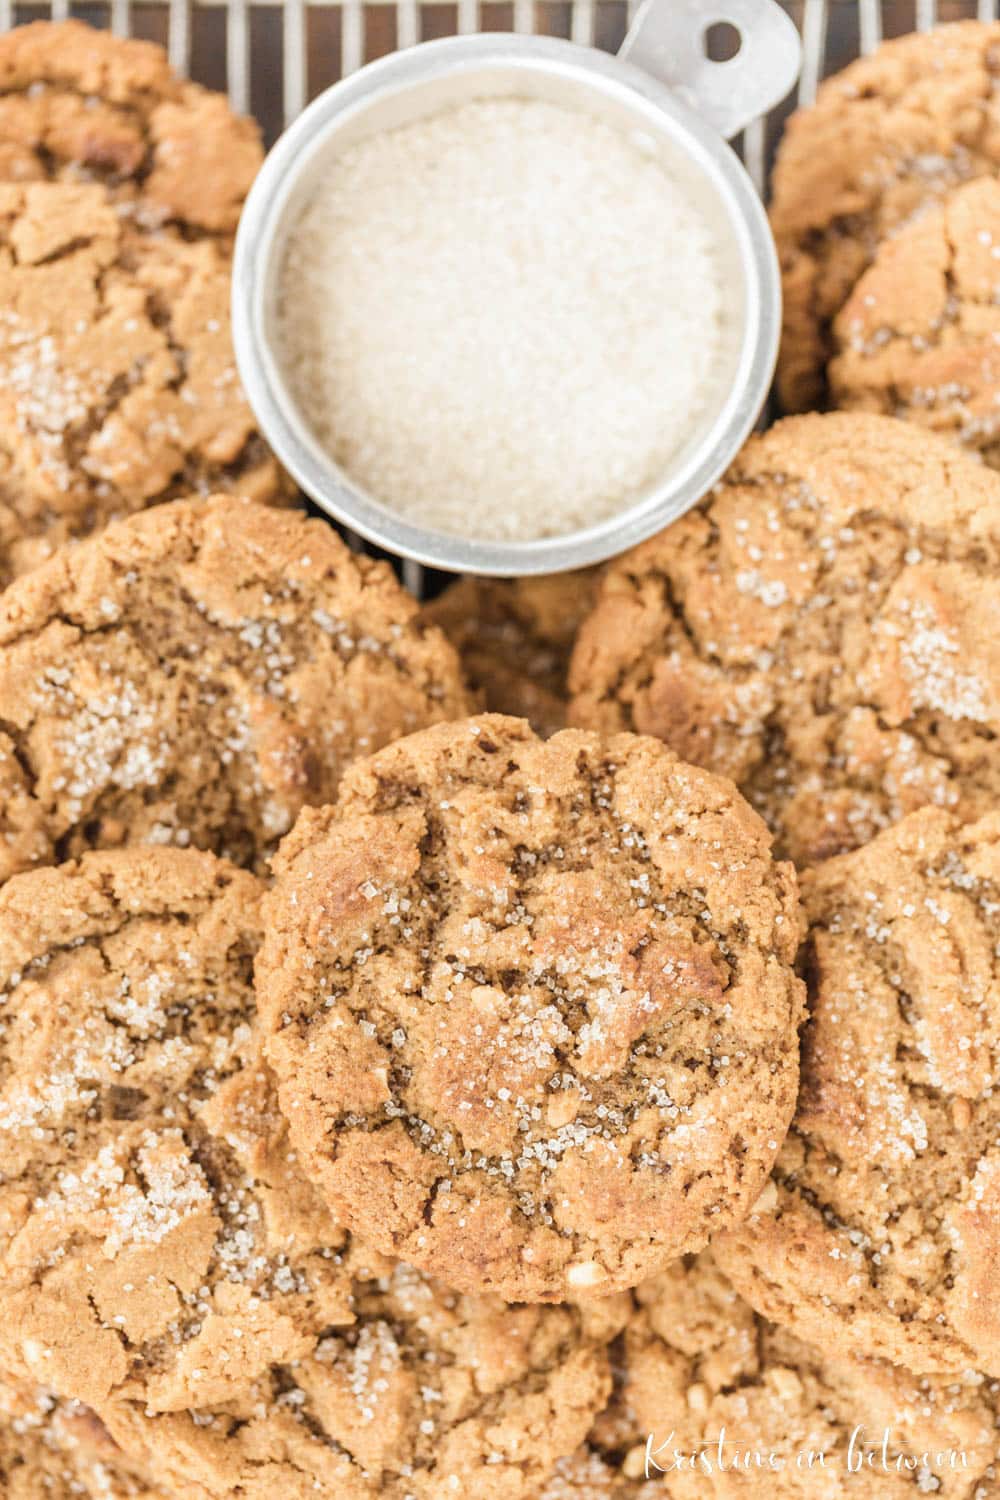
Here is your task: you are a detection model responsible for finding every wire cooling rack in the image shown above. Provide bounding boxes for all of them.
[6,1,997,183]
[2,0,995,591]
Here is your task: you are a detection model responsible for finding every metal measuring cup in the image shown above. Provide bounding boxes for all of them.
[232,0,800,576]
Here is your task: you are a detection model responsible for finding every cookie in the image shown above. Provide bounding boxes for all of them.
[830,178,1000,464]
[256,713,803,1303]
[612,1252,998,1498]
[569,412,1000,866]
[0,180,291,587]
[0,21,261,234]
[533,1450,643,1498]
[0,848,614,1499]
[0,1381,166,1499]
[771,21,1000,412]
[0,847,365,1411]
[0,495,469,882]
[715,806,1000,1376]
[423,570,599,737]
[101,1251,619,1500]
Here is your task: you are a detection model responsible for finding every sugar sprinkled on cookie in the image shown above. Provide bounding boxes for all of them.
[0,180,291,585]
[0,1380,166,1498]
[256,714,803,1303]
[101,1243,618,1500]
[831,178,1000,464]
[0,495,469,881]
[0,848,358,1410]
[770,20,1000,411]
[570,412,1000,866]
[611,1251,998,1497]
[0,846,611,1498]
[533,1448,643,1499]
[715,805,1000,1376]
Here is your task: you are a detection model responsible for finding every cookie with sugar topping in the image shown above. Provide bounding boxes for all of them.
[256,713,803,1303]
[423,570,600,737]
[715,805,1000,1376]
[609,1251,998,1498]
[0,847,362,1412]
[0,180,291,587]
[101,1251,619,1500]
[0,1380,167,1499]
[532,1449,644,1498]
[0,844,619,1499]
[831,178,1000,464]
[570,413,1000,866]
[771,20,1000,412]
[0,495,469,881]
[0,20,261,235]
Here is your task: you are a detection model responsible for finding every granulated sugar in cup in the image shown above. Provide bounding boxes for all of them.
[233,0,800,575]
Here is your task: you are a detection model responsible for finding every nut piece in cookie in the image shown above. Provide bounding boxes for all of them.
[771,20,1000,412]
[0,180,291,586]
[102,1249,614,1500]
[715,805,1000,1376]
[423,570,600,738]
[832,178,1000,465]
[570,412,1000,866]
[256,713,803,1303]
[0,848,352,1412]
[0,495,469,881]
[0,20,261,234]
[611,1251,998,1497]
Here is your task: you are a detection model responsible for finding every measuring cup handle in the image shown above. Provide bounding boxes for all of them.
[619,0,801,140]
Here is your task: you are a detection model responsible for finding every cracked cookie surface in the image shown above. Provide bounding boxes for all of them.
[771,20,1000,412]
[257,714,803,1303]
[831,178,1000,464]
[569,413,1000,866]
[0,848,611,1500]
[423,571,599,738]
[102,1246,619,1500]
[0,848,358,1413]
[0,495,469,881]
[715,806,1000,1377]
[0,20,261,234]
[0,180,290,587]
[0,1381,167,1499]
[611,1252,999,1498]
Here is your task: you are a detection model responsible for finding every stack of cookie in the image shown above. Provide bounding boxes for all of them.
[2,14,1000,1500]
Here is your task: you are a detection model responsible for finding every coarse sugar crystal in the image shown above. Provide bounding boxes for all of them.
[277,96,727,541]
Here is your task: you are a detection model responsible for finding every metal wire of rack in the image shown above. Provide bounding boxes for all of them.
[2,0,996,593]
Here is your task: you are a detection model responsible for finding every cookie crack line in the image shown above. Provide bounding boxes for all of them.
[257,715,803,1303]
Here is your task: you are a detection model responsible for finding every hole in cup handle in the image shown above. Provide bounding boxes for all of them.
[619,0,801,141]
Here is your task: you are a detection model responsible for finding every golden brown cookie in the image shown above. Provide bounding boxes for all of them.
[533,1449,644,1499]
[423,570,599,737]
[0,1381,166,1499]
[610,1252,998,1498]
[0,21,261,234]
[0,495,469,882]
[0,848,360,1411]
[101,1250,618,1500]
[772,21,1000,412]
[0,851,613,1499]
[570,413,1000,866]
[715,806,1000,1376]
[831,178,1000,464]
[256,714,803,1303]
[0,180,291,586]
